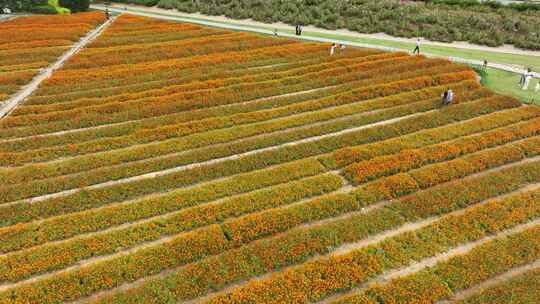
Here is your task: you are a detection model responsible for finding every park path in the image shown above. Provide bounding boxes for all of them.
[92,4,539,78]
[0,16,117,119]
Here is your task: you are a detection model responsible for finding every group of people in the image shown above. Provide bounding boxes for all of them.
[330,43,346,56]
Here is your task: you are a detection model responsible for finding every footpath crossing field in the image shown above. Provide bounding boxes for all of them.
[0,12,105,105]
[0,14,539,304]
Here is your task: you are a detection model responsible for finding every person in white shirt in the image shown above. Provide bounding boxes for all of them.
[413,38,421,55]
[442,88,454,105]
[330,43,336,56]
[522,69,533,90]
[536,81,540,93]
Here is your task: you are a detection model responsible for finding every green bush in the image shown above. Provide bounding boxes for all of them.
[113,0,159,6]
[58,0,89,12]
[142,0,540,50]
[29,4,58,13]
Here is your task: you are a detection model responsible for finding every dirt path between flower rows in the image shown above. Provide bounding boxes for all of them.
[0,83,336,145]
[93,4,539,78]
[0,17,117,120]
[5,108,423,206]
[104,3,540,58]
[319,207,540,304]
[68,162,537,304]
[440,259,540,303]
[184,183,540,304]
[0,172,348,292]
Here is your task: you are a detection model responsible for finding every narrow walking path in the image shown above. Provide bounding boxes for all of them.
[186,184,540,304]
[5,109,422,206]
[0,16,117,120]
[439,259,540,303]
[320,218,540,304]
[92,4,539,78]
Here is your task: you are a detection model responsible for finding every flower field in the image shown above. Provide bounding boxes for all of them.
[0,12,105,104]
[0,13,539,304]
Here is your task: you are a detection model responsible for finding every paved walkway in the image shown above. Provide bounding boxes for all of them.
[92,4,539,78]
[0,16,117,119]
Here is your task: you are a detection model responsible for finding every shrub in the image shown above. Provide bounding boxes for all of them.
[58,0,89,12]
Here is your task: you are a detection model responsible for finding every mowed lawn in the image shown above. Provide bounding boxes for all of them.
[0,13,539,304]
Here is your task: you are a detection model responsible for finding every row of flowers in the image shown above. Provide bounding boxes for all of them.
[38,42,328,92]
[0,173,342,283]
[1,68,472,170]
[67,32,297,69]
[343,116,540,185]
[0,122,537,302]
[24,49,370,106]
[0,83,494,205]
[0,70,477,168]
[86,160,540,304]
[333,219,540,304]
[0,12,105,101]
[2,51,413,127]
[1,92,529,251]
[456,268,540,304]
[32,44,331,96]
[208,188,540,304]
[0,95,519,232]
[1,149,538,304]
[14,51,398,115]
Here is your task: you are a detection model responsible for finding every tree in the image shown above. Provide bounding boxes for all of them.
[59,0,89,12]
[0,0,47,11]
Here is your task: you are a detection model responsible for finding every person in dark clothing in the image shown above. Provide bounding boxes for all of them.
[442,88,454,105]
[413,38,421,55]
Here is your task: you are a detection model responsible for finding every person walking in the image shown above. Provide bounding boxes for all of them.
[330,43,336,56]
[105,8,110,20]
[340,43,346,51]
[536,80,540,93]
[483,59,488,72]
[522,68,533,90]
[413,38,421,55]
[298,25,303,36]
[295,25,300,36]
[442,88,454,105]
